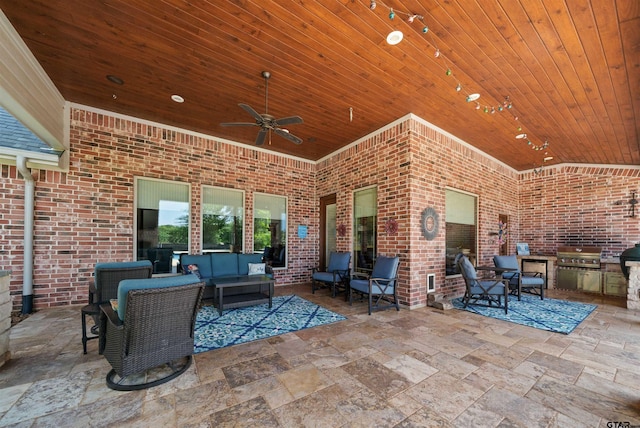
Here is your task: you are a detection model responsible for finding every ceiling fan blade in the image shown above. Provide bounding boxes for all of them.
[239,103,263,121]
[274,128,303,145]
[274,116,303,126]
[255,129,268,146]
[220,122,259,127]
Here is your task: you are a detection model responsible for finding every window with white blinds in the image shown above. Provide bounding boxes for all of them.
[353,186,377,272]
[202,186,244,253]
[254,193,287,268]
[445,188,478,276]
[135,177,190,273]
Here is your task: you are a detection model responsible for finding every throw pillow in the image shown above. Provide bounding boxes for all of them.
[248,263,266,275]
[183,264,202,279]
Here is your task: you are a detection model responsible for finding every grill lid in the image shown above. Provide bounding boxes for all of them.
[557,246,602,256]
[557,246,602,268]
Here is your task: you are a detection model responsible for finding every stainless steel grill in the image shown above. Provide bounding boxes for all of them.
[556,246,602,292]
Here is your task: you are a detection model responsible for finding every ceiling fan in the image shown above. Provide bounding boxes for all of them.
[221,71,303,146]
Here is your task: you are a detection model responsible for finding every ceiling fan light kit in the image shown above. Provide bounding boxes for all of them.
[220,71,303,146]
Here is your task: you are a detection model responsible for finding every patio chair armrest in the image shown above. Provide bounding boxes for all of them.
[99,302,122,354]
[99,303,123,328]
[476,266,498,271]
[370,276,396,281]
[493,268,516,276]
[475,266,500,279]
[351,272,369,280]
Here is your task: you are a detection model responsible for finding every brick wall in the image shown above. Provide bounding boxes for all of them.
[519,166,640,259]
[1,108,317,310]
[2,107,638,312]
[317,117,521,307]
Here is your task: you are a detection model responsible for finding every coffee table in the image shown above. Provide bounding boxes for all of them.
[213,275,274,315]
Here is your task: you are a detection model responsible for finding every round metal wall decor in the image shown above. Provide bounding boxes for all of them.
[421,207,439,240]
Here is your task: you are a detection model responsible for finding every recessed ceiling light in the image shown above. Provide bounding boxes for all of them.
[106,75,124,85]
[171,94,185,103]
[544,156,554,161]
[515,133,527,139]
[466,93,480,102]
[386,30,403,45]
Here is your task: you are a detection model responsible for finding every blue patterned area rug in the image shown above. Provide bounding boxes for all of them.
[194,294,347,353]
[451,294,597,334]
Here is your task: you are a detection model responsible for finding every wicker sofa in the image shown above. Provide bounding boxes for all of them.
[180,253,274,300]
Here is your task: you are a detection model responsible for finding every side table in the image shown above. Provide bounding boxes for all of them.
[81,303,100,354]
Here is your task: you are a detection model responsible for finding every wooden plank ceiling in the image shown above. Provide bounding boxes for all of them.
[0,0,638,171]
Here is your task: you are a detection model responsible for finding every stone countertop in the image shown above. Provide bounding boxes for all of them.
[516,254,557,260]
[601,258,621,264]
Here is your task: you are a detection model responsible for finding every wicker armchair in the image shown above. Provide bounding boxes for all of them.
[99,275,204,390]
[90,260,154,305]
[82,260,154,353]
[88,260,153,325]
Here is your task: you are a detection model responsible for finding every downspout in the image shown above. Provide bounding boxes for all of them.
[16,156,34,314]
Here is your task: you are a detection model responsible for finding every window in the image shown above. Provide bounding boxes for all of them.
[253,193,287,268]
[445,188,477,276]
[202,186,244,253]
[135,178,190,274]
[353,187,377,272]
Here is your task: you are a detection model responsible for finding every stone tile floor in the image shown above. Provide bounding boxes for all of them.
[0,285,639,427]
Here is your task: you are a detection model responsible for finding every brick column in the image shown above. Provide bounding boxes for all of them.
[0,271,11,368]
[627,261,640,310]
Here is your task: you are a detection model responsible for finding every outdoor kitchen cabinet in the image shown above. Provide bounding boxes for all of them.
[604,272,627,296]
[557,268,602,292]
[557,268,578,290]
[579,270,602,293]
